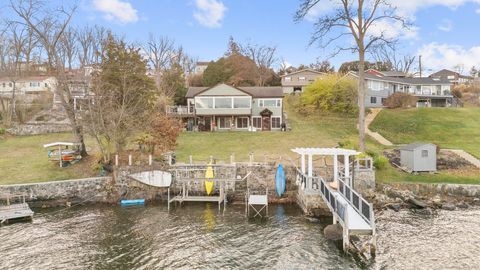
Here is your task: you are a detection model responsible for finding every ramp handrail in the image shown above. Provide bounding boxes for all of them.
[337,177,375,227]
[295,168,348,227]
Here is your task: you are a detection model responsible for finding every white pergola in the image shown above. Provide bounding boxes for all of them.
[291,147,360,186]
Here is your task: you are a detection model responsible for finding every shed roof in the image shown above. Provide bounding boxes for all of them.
[399,143,436,151]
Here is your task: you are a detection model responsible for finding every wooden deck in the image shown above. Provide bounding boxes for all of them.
[0,203,34,224]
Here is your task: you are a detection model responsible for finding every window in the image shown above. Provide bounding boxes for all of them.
[381,98,386,104]
[447,75,455,80]
[195,97,213,109]
[258,99,281,107]
[416,85,421,94]
[421,150,428,157]
[233,97,250,108]
[299,76,306,81]
[2,83,5,87]
[29,82,39,87]
[218,117,232,129]
[436,85,441,95]
[284,77,291,82]
[214,97,232,108]
[252,117,262,129]
[45,83,48,87]
[370,97,377,104]
[271,117,281,129]
[422,86,432,95]
[236,117,249,128]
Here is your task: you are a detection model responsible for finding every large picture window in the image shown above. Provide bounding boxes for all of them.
[236,117,249,129]
[195,97,213,109]
[233,97,250,108]
[271,117,281,129]
[258,99,281,107]
[252,117,262,129]
[214,97,232,108]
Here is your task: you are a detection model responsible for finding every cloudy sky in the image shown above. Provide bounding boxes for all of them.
[45,1,480,74]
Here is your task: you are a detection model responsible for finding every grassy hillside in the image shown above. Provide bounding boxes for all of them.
[369,108,480,158]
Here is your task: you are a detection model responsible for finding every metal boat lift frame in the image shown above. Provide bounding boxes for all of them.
[168,164,250,211]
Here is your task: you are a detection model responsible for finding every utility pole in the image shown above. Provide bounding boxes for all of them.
[418,55,422,77]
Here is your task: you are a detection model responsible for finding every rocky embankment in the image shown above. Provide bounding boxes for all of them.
[366,185,480,213]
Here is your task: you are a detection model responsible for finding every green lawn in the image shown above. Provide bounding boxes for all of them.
[2,102,479,185]
[0,133,97,185]
[369,108,480,158]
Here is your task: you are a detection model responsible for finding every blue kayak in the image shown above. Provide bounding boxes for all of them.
[275,164,286,197]
[120,199,145,206]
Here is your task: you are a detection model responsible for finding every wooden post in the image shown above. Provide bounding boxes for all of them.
[58,146,62,168]
[344,155,350,186]
[189,155,193,165]
[149,155,152,166]
[249,153,254,165]
[230,153,235,164]
[301,154,305,174]
[128,155,132,166]
[115,155,118,166]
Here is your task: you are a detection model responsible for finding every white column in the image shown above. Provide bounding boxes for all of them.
[344,154,350,186]
[333,154,338,185]
[301,154,306,174]
[307,154,313,177]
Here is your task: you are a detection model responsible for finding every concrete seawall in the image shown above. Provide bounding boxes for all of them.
[380,182,480,198]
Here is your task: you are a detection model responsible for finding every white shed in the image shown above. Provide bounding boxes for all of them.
[399,143,437,172]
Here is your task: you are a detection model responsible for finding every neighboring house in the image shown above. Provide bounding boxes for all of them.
[194,61,210,75]
[348,70,456,108]
[280,69,325,94]
[429,69,474,85]
[166,83,284,131]
[0,76,57,100]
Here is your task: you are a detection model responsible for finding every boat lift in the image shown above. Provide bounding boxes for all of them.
[168,164,250,211]
[0,193,34,225]
[43,142,82,167]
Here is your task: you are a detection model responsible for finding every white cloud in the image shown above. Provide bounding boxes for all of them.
[437,19,453,32]
[368,19,419,40]
[418,43,480,71]
[92,0,139,24]
[476,8,480,13]
[193,0,227,28]
[394,0,480,15]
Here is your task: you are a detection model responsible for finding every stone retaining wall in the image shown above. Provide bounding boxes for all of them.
[0,177,113,207]
[7,123,72,135]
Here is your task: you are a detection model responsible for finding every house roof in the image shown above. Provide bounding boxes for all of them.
[0,75,55,82]
[349,71,451,85]
[399,143,436,151]
[186,84,283,98]
[429,69,474,80]
[196,61,210,66]
[280,68,325,77]
[381,71,407,77]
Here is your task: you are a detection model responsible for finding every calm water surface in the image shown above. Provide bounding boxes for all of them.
[1,203,479,269]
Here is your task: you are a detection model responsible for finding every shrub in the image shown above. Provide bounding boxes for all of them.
[451,87,463,98]
[373,155,388,170]
[0,127,5,135]
[300,74,358,114]
[383,92,418,108]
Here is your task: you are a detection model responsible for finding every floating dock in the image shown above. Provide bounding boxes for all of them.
[0,193,34,225]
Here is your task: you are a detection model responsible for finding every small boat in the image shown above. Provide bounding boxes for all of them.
[205,165,214,195]
[129,170,172,188]
[275,164,286,197]
[120,199,145,206]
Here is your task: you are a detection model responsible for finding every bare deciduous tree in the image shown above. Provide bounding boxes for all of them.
[371,44,415,74]
[295,0,410,151]
[240,43,277,86]
[10,0,88,156]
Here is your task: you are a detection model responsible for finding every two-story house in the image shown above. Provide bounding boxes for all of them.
[280,69,325,94]
[0,76,57,102]
[429,69,474,85]
[348,70,455,108]
[167,83,284,131]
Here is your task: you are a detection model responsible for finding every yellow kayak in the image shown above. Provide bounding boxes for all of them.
[205,165,214,195]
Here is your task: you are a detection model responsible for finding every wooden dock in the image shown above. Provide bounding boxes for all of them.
[0,193,34,225]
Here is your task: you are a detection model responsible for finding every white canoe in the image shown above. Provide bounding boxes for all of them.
[128,170,172,188]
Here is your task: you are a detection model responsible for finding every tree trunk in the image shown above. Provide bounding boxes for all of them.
[358,49,366,152]
[10,81,17,122]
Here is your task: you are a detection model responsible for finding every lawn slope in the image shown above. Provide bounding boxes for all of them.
[369,108,480,158]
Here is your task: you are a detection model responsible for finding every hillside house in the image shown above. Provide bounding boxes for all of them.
[280,69,325,94]
[0,76,57,102]
[166,83,284,131]
[349,70,457,108]
[429,69,474,85]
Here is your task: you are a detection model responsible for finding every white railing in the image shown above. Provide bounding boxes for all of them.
[166,105,193,115]
[354,158,373,171]
[337,177,375,227]
[296,168,348,226]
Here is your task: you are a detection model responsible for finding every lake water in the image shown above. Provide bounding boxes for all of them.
[1,203,479,269]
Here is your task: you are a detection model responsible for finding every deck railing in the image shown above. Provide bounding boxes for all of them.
[337,177,375,227]
[166,105,194,115]
[296,169,348,226]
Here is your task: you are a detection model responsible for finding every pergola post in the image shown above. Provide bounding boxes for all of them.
[307,154,313,190]
[301,154,306,174]
[333,154,338,186]
[344,154,350,186]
